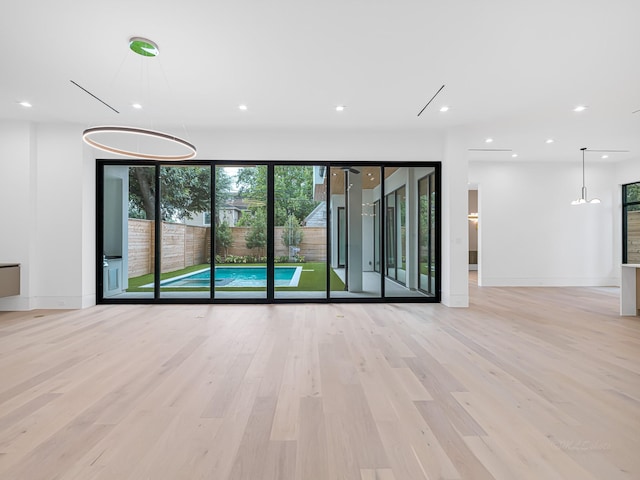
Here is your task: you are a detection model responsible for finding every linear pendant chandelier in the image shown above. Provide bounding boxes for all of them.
[82,37,197,161]
[571,147,600,205]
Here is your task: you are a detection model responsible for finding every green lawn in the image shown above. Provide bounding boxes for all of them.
[126,262,345,293]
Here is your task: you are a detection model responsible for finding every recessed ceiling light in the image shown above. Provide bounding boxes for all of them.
[238,104,248,111]
[545,138,554,144]
[485,138,493,143]
[336,105,346,112]
[132,103,142,109]
[19,101,32,108]
[601,154,609,159]
[573,105,588,112]
[512,153,518,158]
[439,106,449,112]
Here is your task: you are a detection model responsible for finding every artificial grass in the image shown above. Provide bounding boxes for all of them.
[126,262,345,293]
[126,263,211,292]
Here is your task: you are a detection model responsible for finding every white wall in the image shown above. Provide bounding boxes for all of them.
[441,130,470,306]
[0,122,95,310]
[11,122,631,309]
[469,160,620,286]
[186,128,444,162]
[2,123,465,310]
[0,121,37,310]
[615,158,640,186]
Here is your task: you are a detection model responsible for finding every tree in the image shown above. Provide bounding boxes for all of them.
[281,214,303,249]
[236,165,318,226]
[128,166,231,222]
[626,182,640,203]
[216,221,234,258]
[244,207,267,256]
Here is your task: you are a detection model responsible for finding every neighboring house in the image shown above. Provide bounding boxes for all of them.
[181,193,250,227]
[303,201,326,227]
[313,165,327,202]
[183,212,211,227]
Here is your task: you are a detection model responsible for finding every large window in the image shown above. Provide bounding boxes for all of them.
[623,182,640,264]
[97,161,440,304]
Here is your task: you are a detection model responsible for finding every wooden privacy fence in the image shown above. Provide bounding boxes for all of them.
[128,219,210,277]
[128,220,326,278]
[224,227,327,260]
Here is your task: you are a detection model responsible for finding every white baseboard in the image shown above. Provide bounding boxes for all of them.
[441,293,469,308]
[479,277,619,287]
[0,295,96,311]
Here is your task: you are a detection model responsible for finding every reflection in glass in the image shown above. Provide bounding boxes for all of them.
[418,173,437,295]
[623,182,640,264]
[329,166,381,298]
[384,167,436,298]
[103,165,155,299]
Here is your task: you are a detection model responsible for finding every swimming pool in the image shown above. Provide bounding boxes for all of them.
[153,266,302,288]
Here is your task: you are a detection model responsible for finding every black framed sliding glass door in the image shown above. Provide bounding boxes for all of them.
[97,160,440,304]
[274,164,328,300]
[214,164,268,300]
[158,165,211,299]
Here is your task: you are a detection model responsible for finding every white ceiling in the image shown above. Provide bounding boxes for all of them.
[1,0,639,163]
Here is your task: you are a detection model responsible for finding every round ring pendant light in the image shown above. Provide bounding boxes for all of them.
[83,126,197,161]
[82,37,198,161]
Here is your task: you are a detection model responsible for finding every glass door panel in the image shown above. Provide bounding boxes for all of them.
[159,165,211,299]
[396,186,407,285]
[274,165,327,300]
[418,173,436,295]
[385,167,435,298]
[215,164,268,300]
[373,200,380,273]
[385,192,396,280]
[329,166,381,298]
[103,165,155,299]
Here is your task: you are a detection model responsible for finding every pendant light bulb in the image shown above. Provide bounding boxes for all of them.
[571,148,599,206]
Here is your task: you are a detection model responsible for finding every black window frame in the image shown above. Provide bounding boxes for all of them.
[96,159,441,305]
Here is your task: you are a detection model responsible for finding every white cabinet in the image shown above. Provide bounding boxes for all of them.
[620,264,640,316]
[103,258,123,297]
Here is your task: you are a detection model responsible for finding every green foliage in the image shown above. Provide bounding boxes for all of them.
[215,221,233,257]
[625,182,640,203]
[236,165,319,225]
[244,207,267,255]
[127,166,231,222]
[281,214,304,248]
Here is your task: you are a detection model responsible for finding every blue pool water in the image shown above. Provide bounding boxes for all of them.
[159,266,302,288]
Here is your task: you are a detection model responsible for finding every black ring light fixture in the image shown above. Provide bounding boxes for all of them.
[82,126,197,161]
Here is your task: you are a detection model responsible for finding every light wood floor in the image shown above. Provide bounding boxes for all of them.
[0,279,638,479]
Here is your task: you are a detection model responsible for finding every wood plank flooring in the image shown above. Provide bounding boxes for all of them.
[0,280,638,479]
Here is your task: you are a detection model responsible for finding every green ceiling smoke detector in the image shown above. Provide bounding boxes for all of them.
[129,37,159,57]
